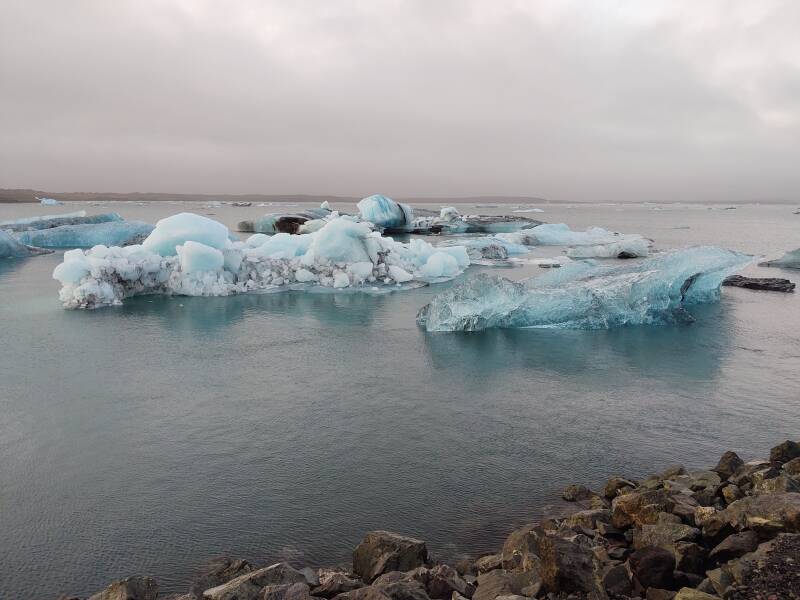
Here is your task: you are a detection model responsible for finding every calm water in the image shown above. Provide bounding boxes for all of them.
[1,202,799,599]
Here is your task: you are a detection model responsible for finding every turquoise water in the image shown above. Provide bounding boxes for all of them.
[1,202,799,599]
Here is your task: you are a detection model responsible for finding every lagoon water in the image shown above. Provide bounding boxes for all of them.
[1,201,799,599]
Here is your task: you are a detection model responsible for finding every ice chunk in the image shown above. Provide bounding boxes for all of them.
[333,272,350,288]
[357,194,414,230]
[177,241,224,273]
[566,237,650,259]
[760,248,800,269]
[527,223,642,246]
[388,265,413,283]
[143,212,231,256]
[320,200,331,210]
[420,252,461,278]
[439,206,461,221]
[52,249,92,283]
[0,212,121,233]
[295,268,317,283]
[1,230,51,258]
[14,221,153,248]
[38,197,63,205]
[245,233,271,248]
[418,246,751,331]
[237,208,331,234]
[249,232,312,259]
[307,219,373,263]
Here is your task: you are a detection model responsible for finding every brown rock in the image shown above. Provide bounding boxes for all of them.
[782,456,800,477]
[673,542,707,575]
[632,521,699,550]
[770,440,800,465]
[565,509,611,530]
[204,563,310,600]
[646,589,676,600]
[535,535,600,595]
[604,477,637,499]
[313,573,364,598]
[713,451,744,480]
[751,473,800,495]
[602,563,632,596]
[473,554,502,575]
[88,577,158,600]
[353,532,428,583]
[720,484,743,505]
[628,546,675,590]
[612,489,675,529]
[717,492,800,534]
[561,484,593,502]
[672,588,718,600]
[709,531,759,563]
[190,558,252,599]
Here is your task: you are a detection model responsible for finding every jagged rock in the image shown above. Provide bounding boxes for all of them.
[565,509,611,530]
[729,461,772,488]
[692,507,716,528]
[561,484,593,502]
[603,477,637,499]
[454,560,475,577]
[669,495,700,524]
[203,563,310,600]
[705,567,734,596]
[632,521,699,550]
[673,542,707,575]
[694,579,716,595]
[672,588,718,600]
[313,573,364,598]
[722,275,796,293]
[372,579,429,600]
[263,583,314,600]
[714,492,800,535]
[713,451,745,480]
[415,565,475,600]
[472,570,516,600]
[628,546,675,590]
[500,524,542,572]
[645,589,675,600]
[722,533,800,600]
[353,532,428,583]
[473,554,502,574]
[602,563,632,596]
[535,534,600,595]
[672,571,703,589]
[720,484,743,505]
[88,577,158,600]
[709,531,759,563]
[190,558,252,599]
[751,473,800,494]
[612,489,674,529]
[334,587,393,600]
[782,457,800,477]
[770,440,800,465]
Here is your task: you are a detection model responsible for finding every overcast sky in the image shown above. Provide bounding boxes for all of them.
[1,1,798,202]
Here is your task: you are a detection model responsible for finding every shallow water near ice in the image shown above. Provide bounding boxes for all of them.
[1,201,799,599]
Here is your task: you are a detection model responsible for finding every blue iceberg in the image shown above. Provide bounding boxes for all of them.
[15,220,153,248]
[0,230,52,258]
[760,248,800,270]
[417,246,751,332]
[357,194,414,230]
[0,211,123,233]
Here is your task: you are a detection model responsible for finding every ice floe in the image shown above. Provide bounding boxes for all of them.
[0,230,53,258]
[38,197,63,206]
[237,207,332,234]
[54,213,470,309]
[0,211,121,233]
[759,248,800,270]
[417,246,751,332]
[15,220,153,248]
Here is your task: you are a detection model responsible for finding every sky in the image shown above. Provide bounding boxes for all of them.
[1,0,798,202]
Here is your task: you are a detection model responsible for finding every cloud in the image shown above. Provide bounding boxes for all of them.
[1,0,798,201]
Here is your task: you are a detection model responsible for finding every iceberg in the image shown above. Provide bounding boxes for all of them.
[417,246,751,332]
[759,248,800,270]
[357,194,414,230]
[1,230,52,258]
[524,223,647,247]
[0,211,122,233]
[237,207,333,234]
[38,197,63,205]
[14,220,153,248]
[54,213,470,309]
[408,205,542,234]
[566,237,650,259]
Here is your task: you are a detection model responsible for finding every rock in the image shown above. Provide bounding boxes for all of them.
[782,456,800,477]
[692,506,716,528]
[313,573,364,598]
[454,560,475,577]
[751,473,800,495]
[720,484,743,505]
[673,542,707,575]
[672,588,718,600]
[372,580,429,600]
[722,533,800,600]
[770,440,800,465]
[722,275,796,293]
[88,577,158,600]
[704,567,734,596]
[716,492,800,534]
[661,465,688,480]
[203,563,309,600]
[472,570,516,600]
[645,589,676,600]
[263,583,314,600]
[535,534,599,595]
[709,531,759,563]
[602,563,633,596]
[713,451,745,480]
[564,509,611,530]
[669,495,700,524]
[612,489,675,529]
[334,587,393,600]
[473,554,502,574]
[190,558,253,599]
[604,477,637,499]
[500,524,542,572]
[632,521,699,550]
[561,484,593,502]
[672,571,703,589]
[353,532,428,583]
[628,546,675,590]
[419,565,475,600]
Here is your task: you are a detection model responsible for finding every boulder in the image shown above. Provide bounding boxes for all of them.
[190,558,252,599]
[535,534,600,595]
[601,563,632,597]
[334,587,393,600]
[692,507,716,528]
[313,573,364,598]
[673,543,707,575]
[371,580,429,600]
[612,489,675,529]
[203,563,310,600]
[561,484,593,502]
[353,532,428,583]
[473,554,502,574]
[708,531,759,563]
[603,477,637,499]
[472,570,515,600]
[88,577,158,600]
[564,509,611,530]
[632,521,699,550]
[500,524,541,572]
[769,440,800,465]
[751,473,800,494]
[645,589,675,600]
[262,583,314,600]
[672,588,718,600]
[713,451,744,480]
[782,457,800,477]
[720,484,743,505]
[628,546,675,590]
[715,492,800,534]
[418,565,475,600]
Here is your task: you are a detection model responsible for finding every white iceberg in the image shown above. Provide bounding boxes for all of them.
[759,248,800,270]
[525,223,646,247]
[38,197,63,206]
[417,246,751,332]
[54,213,470,309]
[14,220,153,248]
[566,237,651,259]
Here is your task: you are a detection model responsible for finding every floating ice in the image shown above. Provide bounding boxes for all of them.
[760,248,800,270]
[525,223,645,247]
[237,207,332,234]
[357,194,414,230]
[0,212,121,233]
[566,237,650,259]
[417,246,751,332]
[143,213,231,256]
[38,197,62,206]
[14,221,153,248]
[54,215,470,308]
[1,230,52,258]
[409,206,541,234]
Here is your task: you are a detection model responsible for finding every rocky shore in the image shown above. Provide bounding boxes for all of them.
[67,440,800,600]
